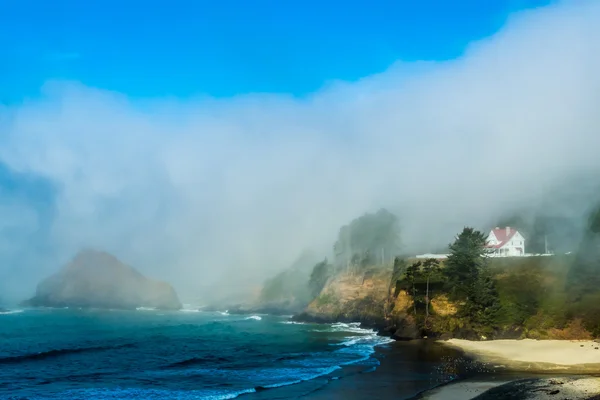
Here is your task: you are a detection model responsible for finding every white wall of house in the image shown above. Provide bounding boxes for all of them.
[486,229,526,257]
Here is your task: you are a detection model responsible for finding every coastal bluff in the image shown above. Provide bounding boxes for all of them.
[293,266,421,340]
[24,250,182,311]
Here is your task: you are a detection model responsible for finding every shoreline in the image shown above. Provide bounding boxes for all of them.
[298,340,474,400]
[413,338,600,400]
[243,339,472,399]
[441,338,600,373]
[210,311,600,398]
[415,375,600,400]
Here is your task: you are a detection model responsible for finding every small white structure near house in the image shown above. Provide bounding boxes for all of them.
[485,226,525,257]
[415,253,450,260]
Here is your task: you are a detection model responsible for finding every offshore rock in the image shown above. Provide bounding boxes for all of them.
[24,250,182,310]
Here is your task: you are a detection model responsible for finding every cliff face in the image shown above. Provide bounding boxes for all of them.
[295,266,420,339]
[292,255,596,341]
[25,250,182,310]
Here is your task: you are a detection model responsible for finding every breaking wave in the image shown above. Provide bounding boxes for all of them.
[0,309,24,315]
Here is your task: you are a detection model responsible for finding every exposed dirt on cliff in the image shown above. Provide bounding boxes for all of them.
[294,266,419,338]
[304,266,391,323]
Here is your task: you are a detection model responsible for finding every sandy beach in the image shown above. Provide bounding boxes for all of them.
[417,379,512,400]
[444,339,600,371]
[418,376,600,400]
[414,339,600,400]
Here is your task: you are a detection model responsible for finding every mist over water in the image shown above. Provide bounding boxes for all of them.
[0,309,397,399]
[2,1,600,302]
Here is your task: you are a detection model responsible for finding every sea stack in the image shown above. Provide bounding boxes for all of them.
[24,249,182,310]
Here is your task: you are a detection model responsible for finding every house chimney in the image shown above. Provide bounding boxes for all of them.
[506,226,511,236]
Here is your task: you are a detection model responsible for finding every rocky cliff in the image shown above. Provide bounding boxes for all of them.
[293,266,420,339]
[24,250,182,310]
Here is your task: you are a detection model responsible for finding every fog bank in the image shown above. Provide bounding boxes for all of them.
[1,1,600,302]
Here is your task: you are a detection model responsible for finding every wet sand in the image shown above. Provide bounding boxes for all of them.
[245,339,480,399]
[303,341,465,399]
[243,338,600,399]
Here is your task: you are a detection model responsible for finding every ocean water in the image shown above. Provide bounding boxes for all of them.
[0,307,396,399]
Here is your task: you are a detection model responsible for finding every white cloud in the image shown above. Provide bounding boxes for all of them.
[1,0,600,302]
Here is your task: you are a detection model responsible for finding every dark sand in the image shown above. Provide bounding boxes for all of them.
[242,339,593,399]
[419,375,600,400]
[244,340,484,399]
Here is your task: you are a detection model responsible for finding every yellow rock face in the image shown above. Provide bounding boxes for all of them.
[390,290,413,317]
[306,267,392,319]
[430,295,458,317]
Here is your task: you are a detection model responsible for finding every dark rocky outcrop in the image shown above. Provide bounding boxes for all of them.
[23,250,182,310]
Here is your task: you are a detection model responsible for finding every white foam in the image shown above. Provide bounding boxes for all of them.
[313,322,375,335]
[317,321,395,367]
[182,304,205,312]
[261,365,341,389]
[219,310,229,316]
[280,321,305,325]
[205,388,257,400]
[135,307,156,311]
[245,315,262,321]
[180,308,201,313]
[0,309,23,315]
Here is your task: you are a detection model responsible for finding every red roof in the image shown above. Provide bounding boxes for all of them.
[485,227,518,249]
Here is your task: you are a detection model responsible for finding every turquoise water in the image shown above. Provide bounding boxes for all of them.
[0,307,394,399]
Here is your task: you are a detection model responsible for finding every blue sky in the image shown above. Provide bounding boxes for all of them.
[1,0,552,102]
[8,0,600,302]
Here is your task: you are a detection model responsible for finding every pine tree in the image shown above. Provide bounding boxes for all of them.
[445,227,499,326]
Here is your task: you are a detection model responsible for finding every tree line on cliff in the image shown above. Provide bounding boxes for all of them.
[260,208,400,310]
[394,202,600,338]
[261,201,600,339]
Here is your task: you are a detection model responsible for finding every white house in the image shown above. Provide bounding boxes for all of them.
[485,226,525,257]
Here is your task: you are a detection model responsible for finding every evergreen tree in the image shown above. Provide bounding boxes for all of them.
[444,227,488,302]
[392,257,407,284]
[421,258,441,325]
[445,227,499,325]
[405,261,420,315]
[473,268,501,329]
